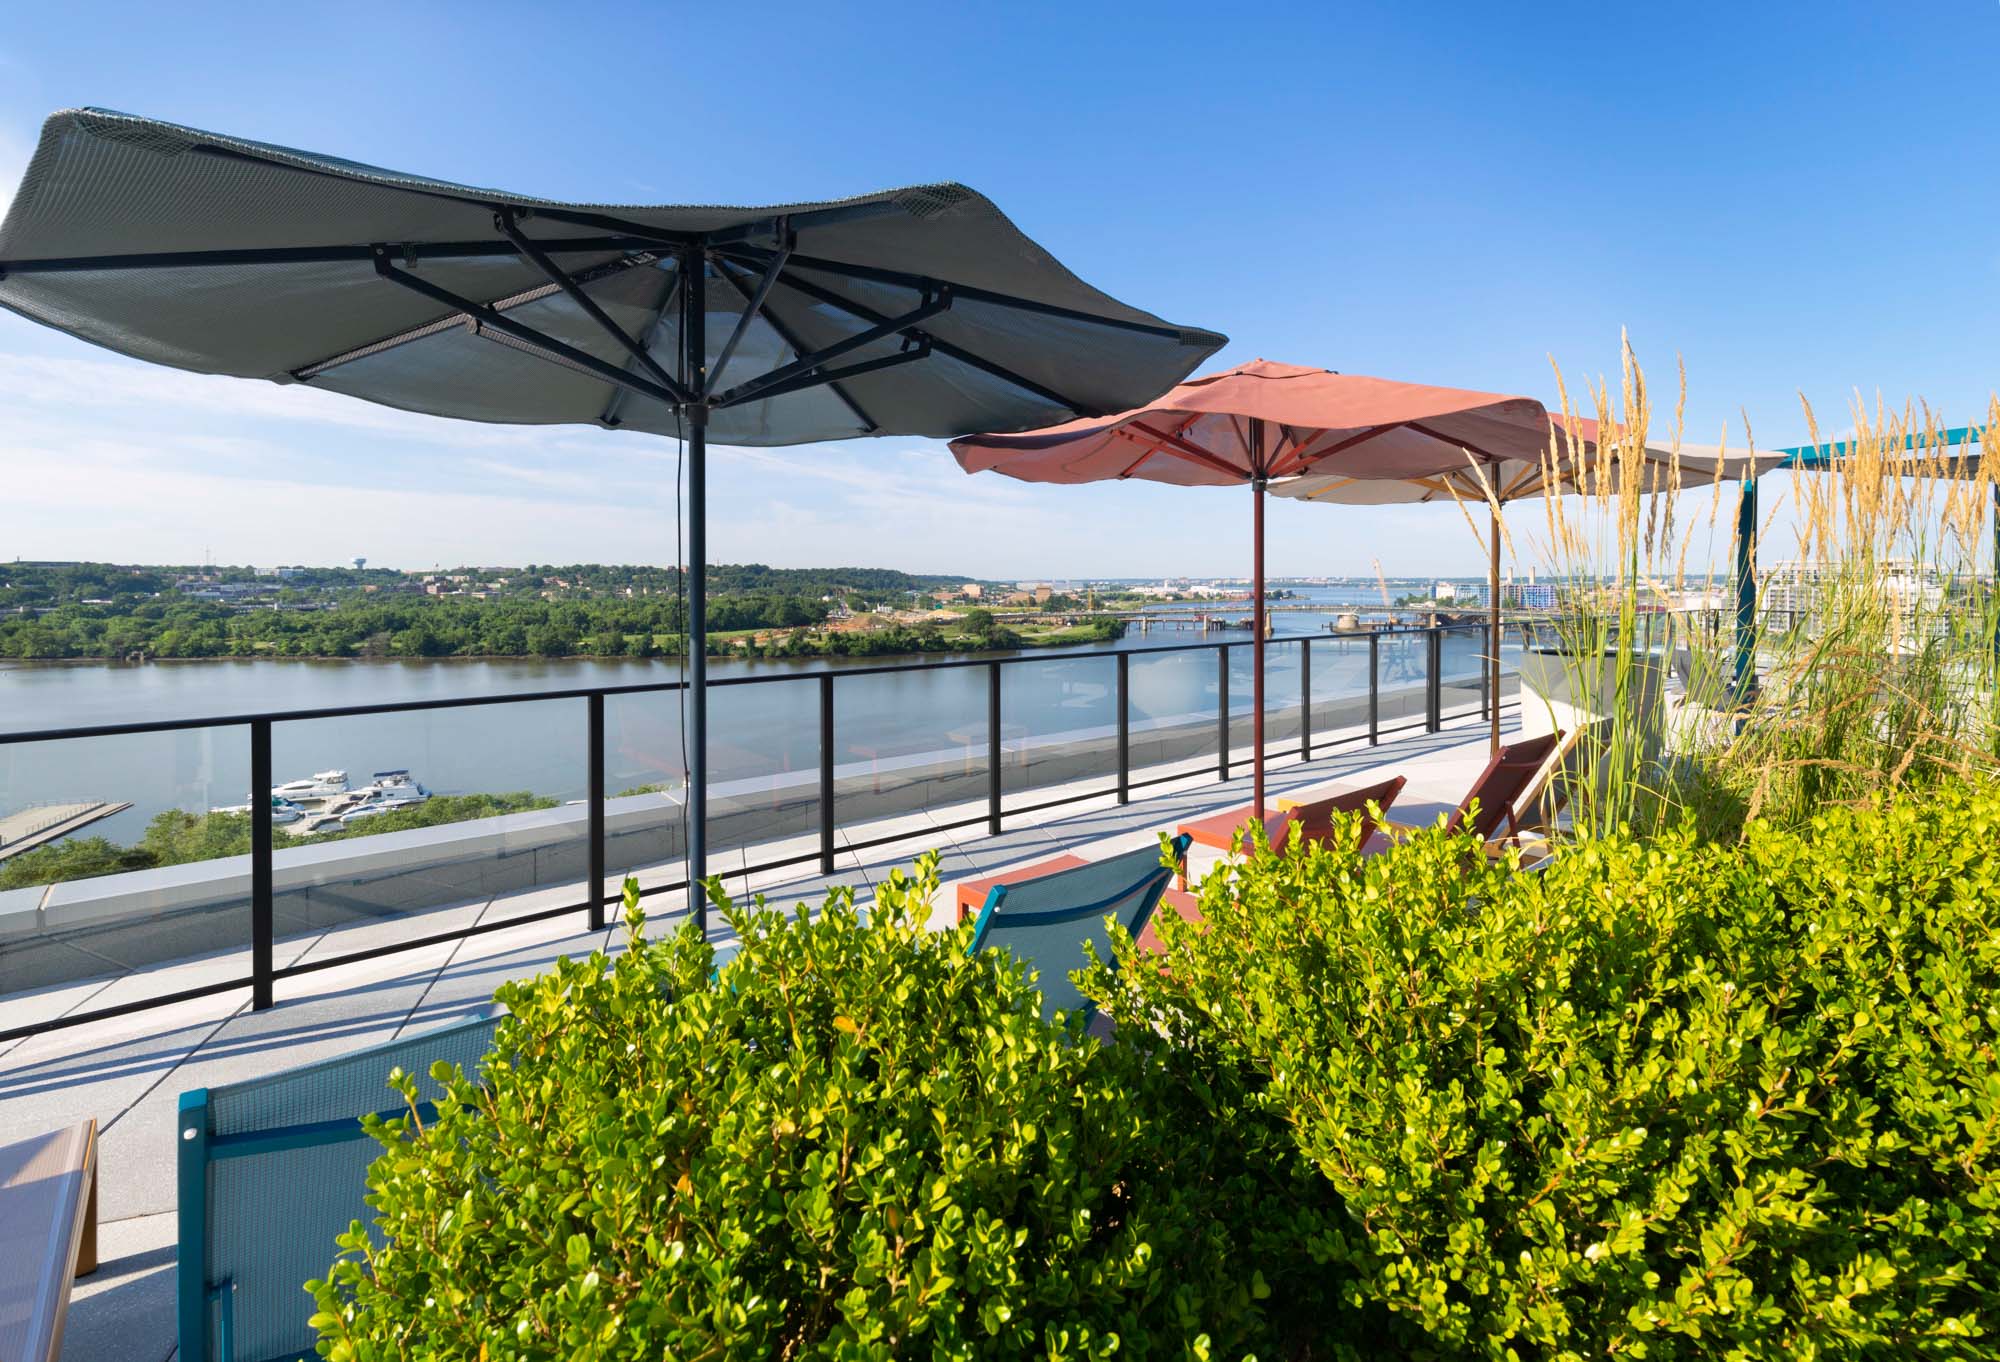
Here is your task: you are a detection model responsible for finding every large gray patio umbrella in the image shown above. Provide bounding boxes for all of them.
[0,108,1225,926]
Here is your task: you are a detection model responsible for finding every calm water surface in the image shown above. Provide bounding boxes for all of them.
[0,588,1509,843]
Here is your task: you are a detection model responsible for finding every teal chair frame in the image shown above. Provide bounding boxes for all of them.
[968,835,1189,1021]
[176,1009,500,1362]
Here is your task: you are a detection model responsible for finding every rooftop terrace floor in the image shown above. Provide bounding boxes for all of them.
[4,712,1511,1361]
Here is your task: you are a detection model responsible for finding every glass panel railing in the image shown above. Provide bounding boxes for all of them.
[268,697,588,962]
[832,662,990,842]
[1438,627,1489,723]
[0,724,250,1029]
[1001,655,1118,803]
[1264,637,1305,748]
[1375,631,1432,734]
[1126,647,1220,787]
[603,687,686,905]
[710,673,822,865]
[1496,625,1524,708]
[1307,634,1374,742]
[1220,638,1305,768]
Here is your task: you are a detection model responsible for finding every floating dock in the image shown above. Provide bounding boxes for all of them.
[0,801,132,861]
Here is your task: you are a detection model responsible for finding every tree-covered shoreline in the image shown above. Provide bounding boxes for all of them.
[0,561,1120,661]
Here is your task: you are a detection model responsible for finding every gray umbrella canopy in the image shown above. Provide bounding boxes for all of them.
[0,108,1226,922]
[0,109,1223,444]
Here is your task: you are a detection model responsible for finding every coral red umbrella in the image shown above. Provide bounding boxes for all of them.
[951,360,1556,811]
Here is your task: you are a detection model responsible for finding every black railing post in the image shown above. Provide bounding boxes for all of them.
[1216,646,1230,781]
[249,718,273,1011]
[1368,633,1380,746]
[1425,627,1443,732]
[587,694,606,932]
[1299,637,1312,762]
[818,674,835,875]
[1115,651,1130,804]
[987,662,1003,836]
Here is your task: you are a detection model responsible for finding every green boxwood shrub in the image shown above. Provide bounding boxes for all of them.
[309,856,1333,1361]
[1086,788,2000,1359]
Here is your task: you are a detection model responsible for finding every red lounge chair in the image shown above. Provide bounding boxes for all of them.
[1143,742,1569,951]
[1151,775,1409,935]
[1174,775,1407,886]
[1367,730,1564,855]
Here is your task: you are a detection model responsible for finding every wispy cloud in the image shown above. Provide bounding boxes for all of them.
[0,351,606,453]
[0,327,1507,577]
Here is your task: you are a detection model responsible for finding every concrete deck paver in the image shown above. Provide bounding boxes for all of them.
[59,1210,177,1362]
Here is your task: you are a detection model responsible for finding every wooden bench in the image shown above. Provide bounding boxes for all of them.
[0,1119,99,1362]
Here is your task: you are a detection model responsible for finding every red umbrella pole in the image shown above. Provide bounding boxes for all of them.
[1252,473,1267,814]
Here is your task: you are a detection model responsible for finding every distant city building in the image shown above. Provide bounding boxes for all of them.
[960,583,984,600]
[1762,558,1942,631]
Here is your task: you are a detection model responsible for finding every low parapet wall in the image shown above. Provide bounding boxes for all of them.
[0,677,1505,996]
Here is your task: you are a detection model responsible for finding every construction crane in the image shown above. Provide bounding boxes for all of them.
[1372,558,1393,610]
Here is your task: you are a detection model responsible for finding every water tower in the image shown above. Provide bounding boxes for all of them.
[352,557,367,571]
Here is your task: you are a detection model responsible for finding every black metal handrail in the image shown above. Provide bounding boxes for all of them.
[1,623,1513,1041]
[0,622,1487,746]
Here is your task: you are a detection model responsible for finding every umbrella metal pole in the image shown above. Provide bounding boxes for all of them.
[683,245,709,934]
[1489,505,1501,755]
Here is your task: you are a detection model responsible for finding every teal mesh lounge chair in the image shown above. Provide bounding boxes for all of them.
[967,836,1190,1022]
[176,1010,500,1362]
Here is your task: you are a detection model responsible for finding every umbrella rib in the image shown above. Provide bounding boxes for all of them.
[1404,421,1510,467]
[739,256,1091,416]
[1302,476,1358,500]
[724,243,1208,343]
[369,253,685,411]
[602,269,684,427]
[711,289,951,410]
[1498,463,1544,500]
[706,237,792,394]
[1118,421,1246,481]
[1269,423,1310,476]
[715,341,932,408]
[711,257,877,432]
[290,252,660,381]
[0,236,665,276]
[1108,410,1205,478]
[1288,423,1408,466]
[497,211,695,405]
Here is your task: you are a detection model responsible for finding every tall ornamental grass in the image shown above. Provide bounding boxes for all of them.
[1515,343,2000,839]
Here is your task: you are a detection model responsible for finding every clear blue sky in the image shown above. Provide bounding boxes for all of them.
[0,1,1993,578]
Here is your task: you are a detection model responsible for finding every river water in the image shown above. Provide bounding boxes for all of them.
[0,587,1512,845]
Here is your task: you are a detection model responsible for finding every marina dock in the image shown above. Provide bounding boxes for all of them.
[0,800,131,861]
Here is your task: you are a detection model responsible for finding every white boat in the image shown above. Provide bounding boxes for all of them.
[209,794,306,824]
[356,770,429,806]
[272,769,349,799]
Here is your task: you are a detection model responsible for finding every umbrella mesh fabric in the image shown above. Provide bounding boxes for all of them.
[0,108,1226,445]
